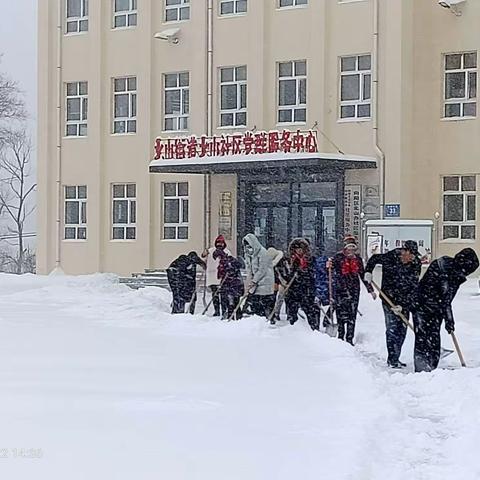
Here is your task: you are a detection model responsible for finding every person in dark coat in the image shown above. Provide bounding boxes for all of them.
[213,250,245,320]
[413,248,479,373]
[364,240,421,368]
[332,236,376,345]
[285,238,320,331]
[166,251,206,314]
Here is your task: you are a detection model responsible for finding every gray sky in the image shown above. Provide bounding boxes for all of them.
[0,0,38,126]
[0,0,38,246]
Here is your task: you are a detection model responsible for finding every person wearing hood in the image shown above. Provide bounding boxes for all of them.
[202,235,231,316]
[413,248,479,372]
[285,238,320,331]
[167,251,206,314]
[267,247,288,324]
[243,234,275,318]
[332,236,376,345]
[364,240,422,368]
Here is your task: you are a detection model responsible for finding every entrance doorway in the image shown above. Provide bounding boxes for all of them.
[246,180,341,255]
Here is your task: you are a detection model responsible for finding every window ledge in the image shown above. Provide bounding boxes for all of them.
[216,125,248,131]
[62,239,88,243]
[110,239,137,243]
[440,238,476,244]
[275,121,307,128]
[111,132,137,137]
[161,130,190,136]
[161,239,190,243]
[162,20,190,26]
[441,116,477,122]
[63,136,88,140]
[276,6,309,12]
[218,13,248,19]
[64,31,88,37]
[111,26,137,32]
[337,117,371,124]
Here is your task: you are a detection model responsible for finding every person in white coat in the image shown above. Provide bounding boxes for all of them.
[201,235,231,316]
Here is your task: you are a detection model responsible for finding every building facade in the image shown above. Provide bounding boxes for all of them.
[37,0,479,275]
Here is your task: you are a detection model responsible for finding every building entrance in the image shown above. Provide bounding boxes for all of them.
[245,180,340,255]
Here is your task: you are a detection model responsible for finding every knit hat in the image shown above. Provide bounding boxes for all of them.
[343,235,357,249]
[215,235,226,248]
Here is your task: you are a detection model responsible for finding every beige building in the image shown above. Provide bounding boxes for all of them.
[37,0,479,276]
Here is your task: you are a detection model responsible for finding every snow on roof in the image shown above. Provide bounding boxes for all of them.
[149,151,376,169]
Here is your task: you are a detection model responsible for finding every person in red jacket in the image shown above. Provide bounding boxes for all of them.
[331,236,376,345]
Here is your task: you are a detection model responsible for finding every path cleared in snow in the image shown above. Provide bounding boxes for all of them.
[0,273,479,480]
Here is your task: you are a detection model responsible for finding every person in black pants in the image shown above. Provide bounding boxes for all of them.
[285,238,320,331]
[166,252,206,314]
[364,241,421,368]
[413,248,478,372]
[332,236,376,345]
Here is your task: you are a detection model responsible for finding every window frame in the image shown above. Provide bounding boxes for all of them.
[64,185,87,241]
[219,0,247,16]
[65,0,89,34]
[219,65,247,128]
[339,54,372,121]
[65,81,88,137]
[112,0,137,29]
[163,72,190,132]
[277,0,308,9]
[111,183,137,241]
[442,175,477,242]
[162,182,189,241]
[277,60,307,125]
[112,76,137,135]
[164,0,190,23]
[443,51,477,120]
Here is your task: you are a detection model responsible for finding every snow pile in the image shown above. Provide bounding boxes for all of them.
[0,273,479,479]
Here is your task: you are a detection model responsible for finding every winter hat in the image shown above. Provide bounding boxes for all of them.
[403,240,419,256]
[454,248,479,276]
[215,235,226,248]
[343,235,357,249]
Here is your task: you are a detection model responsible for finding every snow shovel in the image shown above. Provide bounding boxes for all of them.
[201,276,226,316]
[325,263,338,337]
[267,272,298,325]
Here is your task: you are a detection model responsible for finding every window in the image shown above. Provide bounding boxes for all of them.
[278,0,307,7]
[219,0,247,15]
[164,72,189,131]
[163,182,189,240]
[340,54,371,119]
[278,60,307,123]
[219,66,247,127]
[442,175,476,240]
[113,77,137,134]
[65,82,88,137]
[66,0,88,33]
[113,0,137,28]
[64,186,87,240]
[112,184,137,240]
[165,0,190,22]
[444,52,477,118]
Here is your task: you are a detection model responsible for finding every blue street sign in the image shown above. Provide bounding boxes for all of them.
[385,204,401,218]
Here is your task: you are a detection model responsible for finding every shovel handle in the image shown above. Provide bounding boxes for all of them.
[450,332,467,367]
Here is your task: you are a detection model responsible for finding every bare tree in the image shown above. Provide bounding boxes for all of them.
[0,128,36,273]
[0,61,26,122]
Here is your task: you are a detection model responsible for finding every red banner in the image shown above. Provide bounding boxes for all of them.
[154,130,318,161]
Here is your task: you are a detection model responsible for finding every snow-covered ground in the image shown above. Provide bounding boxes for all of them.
[0,273,479,479]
